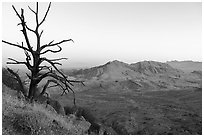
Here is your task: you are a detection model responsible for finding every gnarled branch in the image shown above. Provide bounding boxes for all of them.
[40,39,74,51]
[40,45,62,55]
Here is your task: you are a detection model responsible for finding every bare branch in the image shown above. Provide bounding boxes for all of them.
[2,40,30,52]
[7,58,32,71]
[35,70,65,85]
[40,58,84,91]
[7,58,27,65]
[40,57,64,76]
[12,5,33,52]
[24,50,31,61]
[28,5,36,14]
[39,30,44,37]
[40,39,74,51]
[69,80,85,86]
[35,72,67,95]
[37,77,68,98]
[49,40,54,45]
[25,24,36,33]
[12,5,21,20]
[21,8,24,20]
[36,2,39,15]
[40,58,74,86]
[24,50,33,70]
[49,58,68,62]
[39,2,51,26]
[35,2,39,28]
[40,45,62,55]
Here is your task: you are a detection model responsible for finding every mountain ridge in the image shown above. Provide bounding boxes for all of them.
[166,60,202,73]
[67,60,201,91]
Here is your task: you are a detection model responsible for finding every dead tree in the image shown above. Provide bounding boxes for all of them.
[2,2,84,104]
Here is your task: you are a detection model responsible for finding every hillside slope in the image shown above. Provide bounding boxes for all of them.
[130,61,183,76]
[68,60,202,91]
[69,60,134,80]
[2,84,91,135]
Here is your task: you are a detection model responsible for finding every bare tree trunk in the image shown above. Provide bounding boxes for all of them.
[28,81,35,102]
[2,2,85,105]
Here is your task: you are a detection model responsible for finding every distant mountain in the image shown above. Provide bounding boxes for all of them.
[67,60,201,91]
[166,60,202,73]
[69,60,134,80]
[70,60,183,79]
[130,61,183,76]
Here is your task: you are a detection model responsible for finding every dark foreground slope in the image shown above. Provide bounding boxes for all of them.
[55,87,202,135]
[59,60,202,134]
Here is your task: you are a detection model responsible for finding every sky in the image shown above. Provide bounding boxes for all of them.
[2,2,202,68]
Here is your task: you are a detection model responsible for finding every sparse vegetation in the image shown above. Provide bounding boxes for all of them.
[55,85,202,135]
[2,84,90,135]
[2,2,202,135]
[2,2,90,135]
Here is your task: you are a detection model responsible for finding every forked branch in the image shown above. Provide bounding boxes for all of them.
[12,6,33,52]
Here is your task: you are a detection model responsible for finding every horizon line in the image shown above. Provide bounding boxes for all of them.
[2,59,202,70]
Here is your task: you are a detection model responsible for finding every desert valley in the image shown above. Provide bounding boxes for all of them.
[2,60,202,134]
[2,2,201,135]
[48,60,202,134]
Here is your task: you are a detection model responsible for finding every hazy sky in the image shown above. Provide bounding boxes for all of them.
[2,2,202,68]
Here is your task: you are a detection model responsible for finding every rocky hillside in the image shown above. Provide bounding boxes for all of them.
[69,60,132,80]
[130,61,183,76]
[67,60,202,91]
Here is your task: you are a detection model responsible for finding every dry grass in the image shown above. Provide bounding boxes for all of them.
[2,84,90,135]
